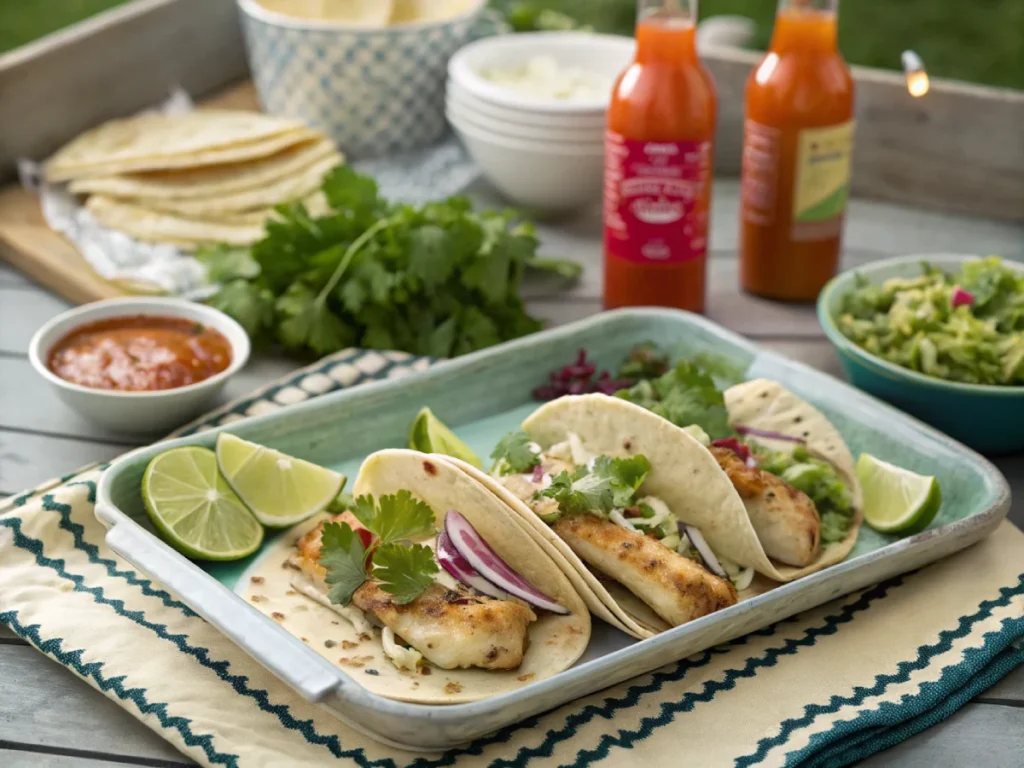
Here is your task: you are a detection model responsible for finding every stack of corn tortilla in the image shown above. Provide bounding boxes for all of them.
[44,110,343,249]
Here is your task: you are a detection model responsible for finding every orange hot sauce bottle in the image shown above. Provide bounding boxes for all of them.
[740,0,855,301]
[603,0,717,312]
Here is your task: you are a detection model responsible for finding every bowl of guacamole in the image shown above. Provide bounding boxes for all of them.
[818,254,1024,454]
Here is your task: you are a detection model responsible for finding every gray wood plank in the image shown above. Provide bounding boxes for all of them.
[0,748,187,768]
[0,645,191,763]
[0,623,25,643]
[857,702,1024,767]
[978,664,1024,704]
[0,430,122,491]
[0,0,246,182]
[0,285,71,355]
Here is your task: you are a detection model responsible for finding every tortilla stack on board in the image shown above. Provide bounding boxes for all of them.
[45,109,344,249]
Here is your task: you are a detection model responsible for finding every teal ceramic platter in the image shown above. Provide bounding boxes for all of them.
[95,308,1010,751]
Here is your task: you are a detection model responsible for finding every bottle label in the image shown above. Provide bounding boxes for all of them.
[740,119,783,227]
[603,131,712,264]
[792,121,855,240]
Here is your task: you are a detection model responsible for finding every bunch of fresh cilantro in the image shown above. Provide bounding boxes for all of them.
[198,165,577,359]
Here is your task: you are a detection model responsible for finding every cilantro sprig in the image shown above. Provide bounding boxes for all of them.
[320,490,438,606]
[615,360,732,440]
[490,430,541,475]
[200,165,579,358]
[537,455,651,517]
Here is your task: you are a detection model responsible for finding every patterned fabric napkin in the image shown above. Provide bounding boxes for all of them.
[1,349,1022,768]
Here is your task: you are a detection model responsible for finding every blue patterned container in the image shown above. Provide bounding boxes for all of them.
[236,0,489,158]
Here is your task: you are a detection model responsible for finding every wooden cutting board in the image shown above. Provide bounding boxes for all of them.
[0,82,261,305]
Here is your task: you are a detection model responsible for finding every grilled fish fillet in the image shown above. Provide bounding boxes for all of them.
[551,513,737,626]
[710,446,821,567]
[290,512,537,670]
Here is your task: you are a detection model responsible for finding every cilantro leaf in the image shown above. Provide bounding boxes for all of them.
[319,521,368,605]
[592,455,651,507]
[322,164,380,221]
[537,455,651,515]
[350,491,436,546]
[616,360,731,439]
[490,431,541,475]
[371,542,439,604]
[275,284,354,356]
[196,245,261,283]
[407,225,458,289]
[206,280,274,339]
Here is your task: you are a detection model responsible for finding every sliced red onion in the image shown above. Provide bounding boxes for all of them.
[680,523,728,579]
[531,463,545,483]
[951,286,975,308]
[436,529,509,601]
[734,425,806,444]
[444,510,569,614]
[711,437,753,463]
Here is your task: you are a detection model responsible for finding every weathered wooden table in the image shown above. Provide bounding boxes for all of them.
[1,180,1022,767]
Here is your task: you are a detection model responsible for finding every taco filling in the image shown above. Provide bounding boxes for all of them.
[490,430,740,627]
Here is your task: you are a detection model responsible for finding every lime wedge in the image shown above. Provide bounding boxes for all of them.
[142,446,264,561]
[215,433,345,527]
[408,407,482,469]
[857,454,942,534]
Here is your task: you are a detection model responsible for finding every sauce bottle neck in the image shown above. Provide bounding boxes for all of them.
[635,0,699,64]
[771,0,839,54]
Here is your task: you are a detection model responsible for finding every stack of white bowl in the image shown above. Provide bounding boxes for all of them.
[447,32,635,215]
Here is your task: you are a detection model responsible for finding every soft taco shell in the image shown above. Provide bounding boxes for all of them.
[521,392,861,584]
[68,138,339,200]
[345,449,591,704]
[85,196,265,248]
[125,153,340,216]
[723,378,863,579]
[440,455,658,640]
[46,110,317,181]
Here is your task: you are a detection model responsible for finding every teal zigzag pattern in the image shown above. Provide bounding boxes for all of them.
[737,574,1024,767]
[3,496,907,768]
[49,483,200,618]
[0,610,239,767]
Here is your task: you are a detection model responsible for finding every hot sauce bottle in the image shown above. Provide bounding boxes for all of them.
[740,0,855,301]
[603,0,717,312]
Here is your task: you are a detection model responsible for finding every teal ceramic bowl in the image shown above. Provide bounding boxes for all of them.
[818,253,1024,455]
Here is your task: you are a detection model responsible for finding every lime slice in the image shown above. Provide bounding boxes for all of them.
[215,433,345,527]
[142,446,264,561]
[857,454,942,534]
[408,407,482,469]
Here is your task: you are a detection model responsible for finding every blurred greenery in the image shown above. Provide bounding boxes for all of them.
[1,0,1021,90]
[493,0,1024,90]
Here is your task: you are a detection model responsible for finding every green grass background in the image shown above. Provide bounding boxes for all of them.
[2,0,1022,90]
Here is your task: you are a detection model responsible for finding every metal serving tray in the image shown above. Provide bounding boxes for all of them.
[95,309,1010,751]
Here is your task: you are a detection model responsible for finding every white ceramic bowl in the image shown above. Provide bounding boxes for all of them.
[446,81,608,130]
[447,31,634,115]
[447,99,604,144]
[448,114,603,214]
[237,0,489,158]
[29,298,251,436]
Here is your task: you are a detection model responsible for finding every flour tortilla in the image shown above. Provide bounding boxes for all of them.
[440,455,658,640]
[85,196,264,248]
[68,139,339,200]
[346,449,591,704]
[209,192,332,225]
[46,110,317,181]
[127,154,340,216]
[519,392,862,586]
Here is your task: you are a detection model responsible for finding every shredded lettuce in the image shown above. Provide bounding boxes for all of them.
[836,256,1024,385]
[751,444,854,544]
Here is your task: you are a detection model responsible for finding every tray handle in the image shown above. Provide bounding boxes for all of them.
[99,508,345,703]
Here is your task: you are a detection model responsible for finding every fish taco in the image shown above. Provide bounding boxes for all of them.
[458,382,861,635]
[276,448,590,704]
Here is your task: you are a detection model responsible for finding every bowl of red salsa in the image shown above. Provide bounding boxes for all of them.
[29,298,250,434]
